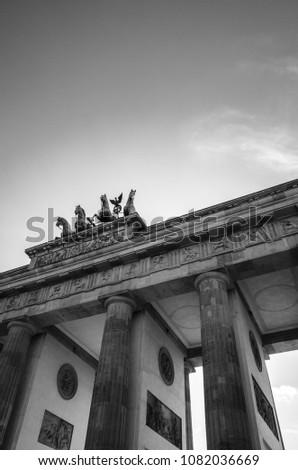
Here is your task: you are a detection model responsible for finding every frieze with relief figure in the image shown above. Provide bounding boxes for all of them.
[252,376,279,440]
[38,410,74,450]
[29,211,294,270]
[2,215,298,315]
[146,391,182,449]
[35,233,117,268]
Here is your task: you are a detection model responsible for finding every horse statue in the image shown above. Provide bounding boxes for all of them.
[94,194,116,223]
[75,205,93,232]
[124,189,136,216]
[56,216,73,239]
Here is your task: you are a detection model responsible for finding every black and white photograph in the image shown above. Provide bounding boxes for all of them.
[1,0,298,456]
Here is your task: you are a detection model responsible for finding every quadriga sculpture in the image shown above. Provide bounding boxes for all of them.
[74,205,93,232]
[56,217,73,239]
[110,193,123,217]
[123,189,136,216]
[95,194,116,223]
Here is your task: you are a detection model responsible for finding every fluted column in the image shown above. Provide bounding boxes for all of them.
[0,320,36,446]
[194,272,251,450]
[184,360,194,450]
[85,295,136,450]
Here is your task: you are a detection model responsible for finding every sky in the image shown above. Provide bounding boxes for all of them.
[1,0,298,450]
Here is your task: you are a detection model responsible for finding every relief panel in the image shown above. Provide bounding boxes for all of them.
[38,410,74,450]
[146,391,182,449]
[252,376,279,440]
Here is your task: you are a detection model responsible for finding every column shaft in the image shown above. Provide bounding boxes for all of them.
[195,272,251,450]
[85,296,135,450]
[184,362,194,450]
[0,321,36,446]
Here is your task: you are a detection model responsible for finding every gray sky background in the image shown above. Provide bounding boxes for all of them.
[1,0,298,449]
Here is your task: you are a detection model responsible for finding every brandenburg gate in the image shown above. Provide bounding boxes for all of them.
[1,181,298,450]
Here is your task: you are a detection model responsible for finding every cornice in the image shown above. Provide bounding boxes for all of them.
[174,178,298,224]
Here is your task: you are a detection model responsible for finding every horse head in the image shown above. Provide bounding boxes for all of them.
[75,205,85,218]
[56,216,64,228]
[100,194,108,206]
[56,216,73,238]
[97,194,115,222]
[124,190,136,217]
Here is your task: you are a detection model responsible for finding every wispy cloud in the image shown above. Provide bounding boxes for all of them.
[273,385,298,403]
[239,56,298,79]
[183,108,298,171]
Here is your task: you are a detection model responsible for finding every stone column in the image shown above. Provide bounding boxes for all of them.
[0,320,36,447]
[85,295,136,450]
[194,272,251,450]
[184,360,194,450]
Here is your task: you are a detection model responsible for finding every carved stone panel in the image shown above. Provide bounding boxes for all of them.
[252,376,279,440]
[6,295,20,310]
[282,217,298,234]
[35,235,117,268]
[27,290,39,305]
[48,284,64,300]
[57,364,78,400]
[183,247,198,261]
[38,410,74,449]
[146,391,182,449]
[152,255,165,270]
[71,278,86,293]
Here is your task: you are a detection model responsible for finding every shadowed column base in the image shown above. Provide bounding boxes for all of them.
[0,321,36,447]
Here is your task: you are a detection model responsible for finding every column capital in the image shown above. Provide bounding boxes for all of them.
[104,295,136,311]
[194,271,232,291]
[184,360,195,374]
[6,320,37,336]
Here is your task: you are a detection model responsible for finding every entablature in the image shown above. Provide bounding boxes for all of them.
[1,199,298,300]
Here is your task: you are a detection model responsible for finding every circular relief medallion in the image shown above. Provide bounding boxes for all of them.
[158,347,175,386]
[249,331,262,372]
[57,364,78,400]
